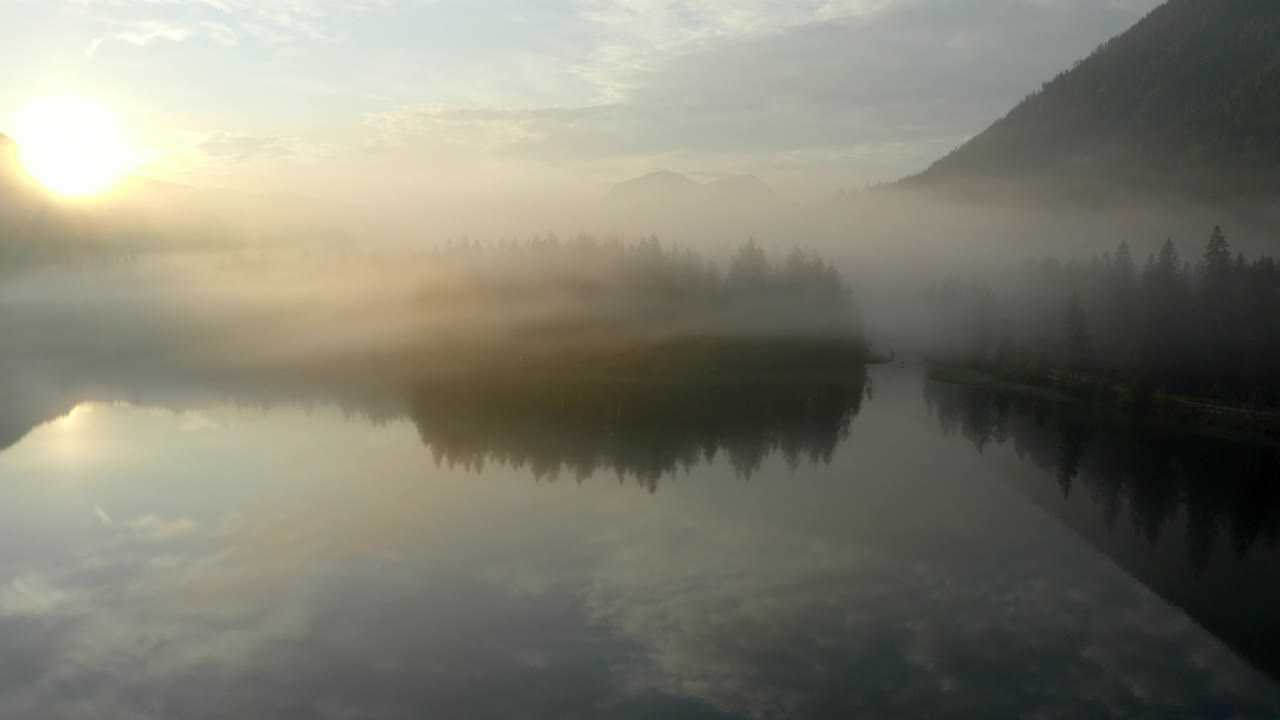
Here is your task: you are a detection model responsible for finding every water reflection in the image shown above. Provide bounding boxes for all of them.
[0,365,868,487]
[1,364,1279,718]
[924,380,1280,682]
[409,373,867,489]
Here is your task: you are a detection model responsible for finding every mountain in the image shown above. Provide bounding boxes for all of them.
[608,171,702,204]
[907,0,1280,198]
[608,171,778,207]
[703,175,778,205]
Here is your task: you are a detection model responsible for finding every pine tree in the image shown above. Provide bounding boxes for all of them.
[1108,241,1140,370]
[729,238,770,289]
[1199,226,1239,397]
[1114,241,1137,288]
[1156,239,1181,285]
[1065,291,1091,373]
[1203,225,1232,280]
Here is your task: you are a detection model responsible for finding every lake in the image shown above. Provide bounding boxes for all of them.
[1,363,1278,719]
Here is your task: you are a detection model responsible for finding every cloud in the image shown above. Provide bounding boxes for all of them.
[127,515,198,541]
[196,132,298,162]
[133,129,340,181]
[0,576,71,617]
[75,0,410,49]
[114,20,191,45]
[363,0,1163,185]
[0,388,1275,717]
[580,502,1280,718]
[61,0,1164,188]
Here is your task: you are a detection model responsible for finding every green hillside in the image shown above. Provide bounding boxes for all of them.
[908,0,1280,196]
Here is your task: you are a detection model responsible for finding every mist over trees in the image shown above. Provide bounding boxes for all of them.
[930,226,1280,409]
[0,233,867,399]
[411,234,866,376]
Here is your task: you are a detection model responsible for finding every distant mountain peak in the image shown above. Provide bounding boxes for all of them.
[608,171,700,200]
[609,171,777,206]
[638,170,696,183]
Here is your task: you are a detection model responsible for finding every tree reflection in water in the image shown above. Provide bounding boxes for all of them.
[408,369,869,491]
[924,379,1280,682]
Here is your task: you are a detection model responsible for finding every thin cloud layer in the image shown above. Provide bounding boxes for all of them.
[4,0,1162,193]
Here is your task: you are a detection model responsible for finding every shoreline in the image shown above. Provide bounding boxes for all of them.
[927,364,1280,446]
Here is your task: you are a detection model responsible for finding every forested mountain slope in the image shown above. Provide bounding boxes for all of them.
[908,0,1280,198]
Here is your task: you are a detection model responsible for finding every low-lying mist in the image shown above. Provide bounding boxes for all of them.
[7,163,1280,392]
[1,234,865,396]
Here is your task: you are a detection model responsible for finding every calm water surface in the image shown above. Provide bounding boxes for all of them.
[1,365,1278,719]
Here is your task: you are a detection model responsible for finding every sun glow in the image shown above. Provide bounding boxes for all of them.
[12,94,133,197]
[56,404,93,430]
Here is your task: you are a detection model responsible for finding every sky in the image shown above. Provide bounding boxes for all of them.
[0,0,1164,199]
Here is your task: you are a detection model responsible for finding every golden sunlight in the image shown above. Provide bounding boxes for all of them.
[56,404,93,430]
[12,94,132,197]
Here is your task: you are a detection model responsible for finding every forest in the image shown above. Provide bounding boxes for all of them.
[929,225,1280,416]
[404,235,867,378]
[0,234,868,388]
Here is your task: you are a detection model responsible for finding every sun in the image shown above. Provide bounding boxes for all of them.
[11,94,133,197]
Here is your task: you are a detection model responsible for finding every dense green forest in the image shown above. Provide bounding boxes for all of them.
[908,0,1280,196]
[930,226,1280,415]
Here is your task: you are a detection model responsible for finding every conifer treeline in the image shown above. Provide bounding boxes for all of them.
[929,226,1280,407]
[424,234,858,337]
[412,235,865,376]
